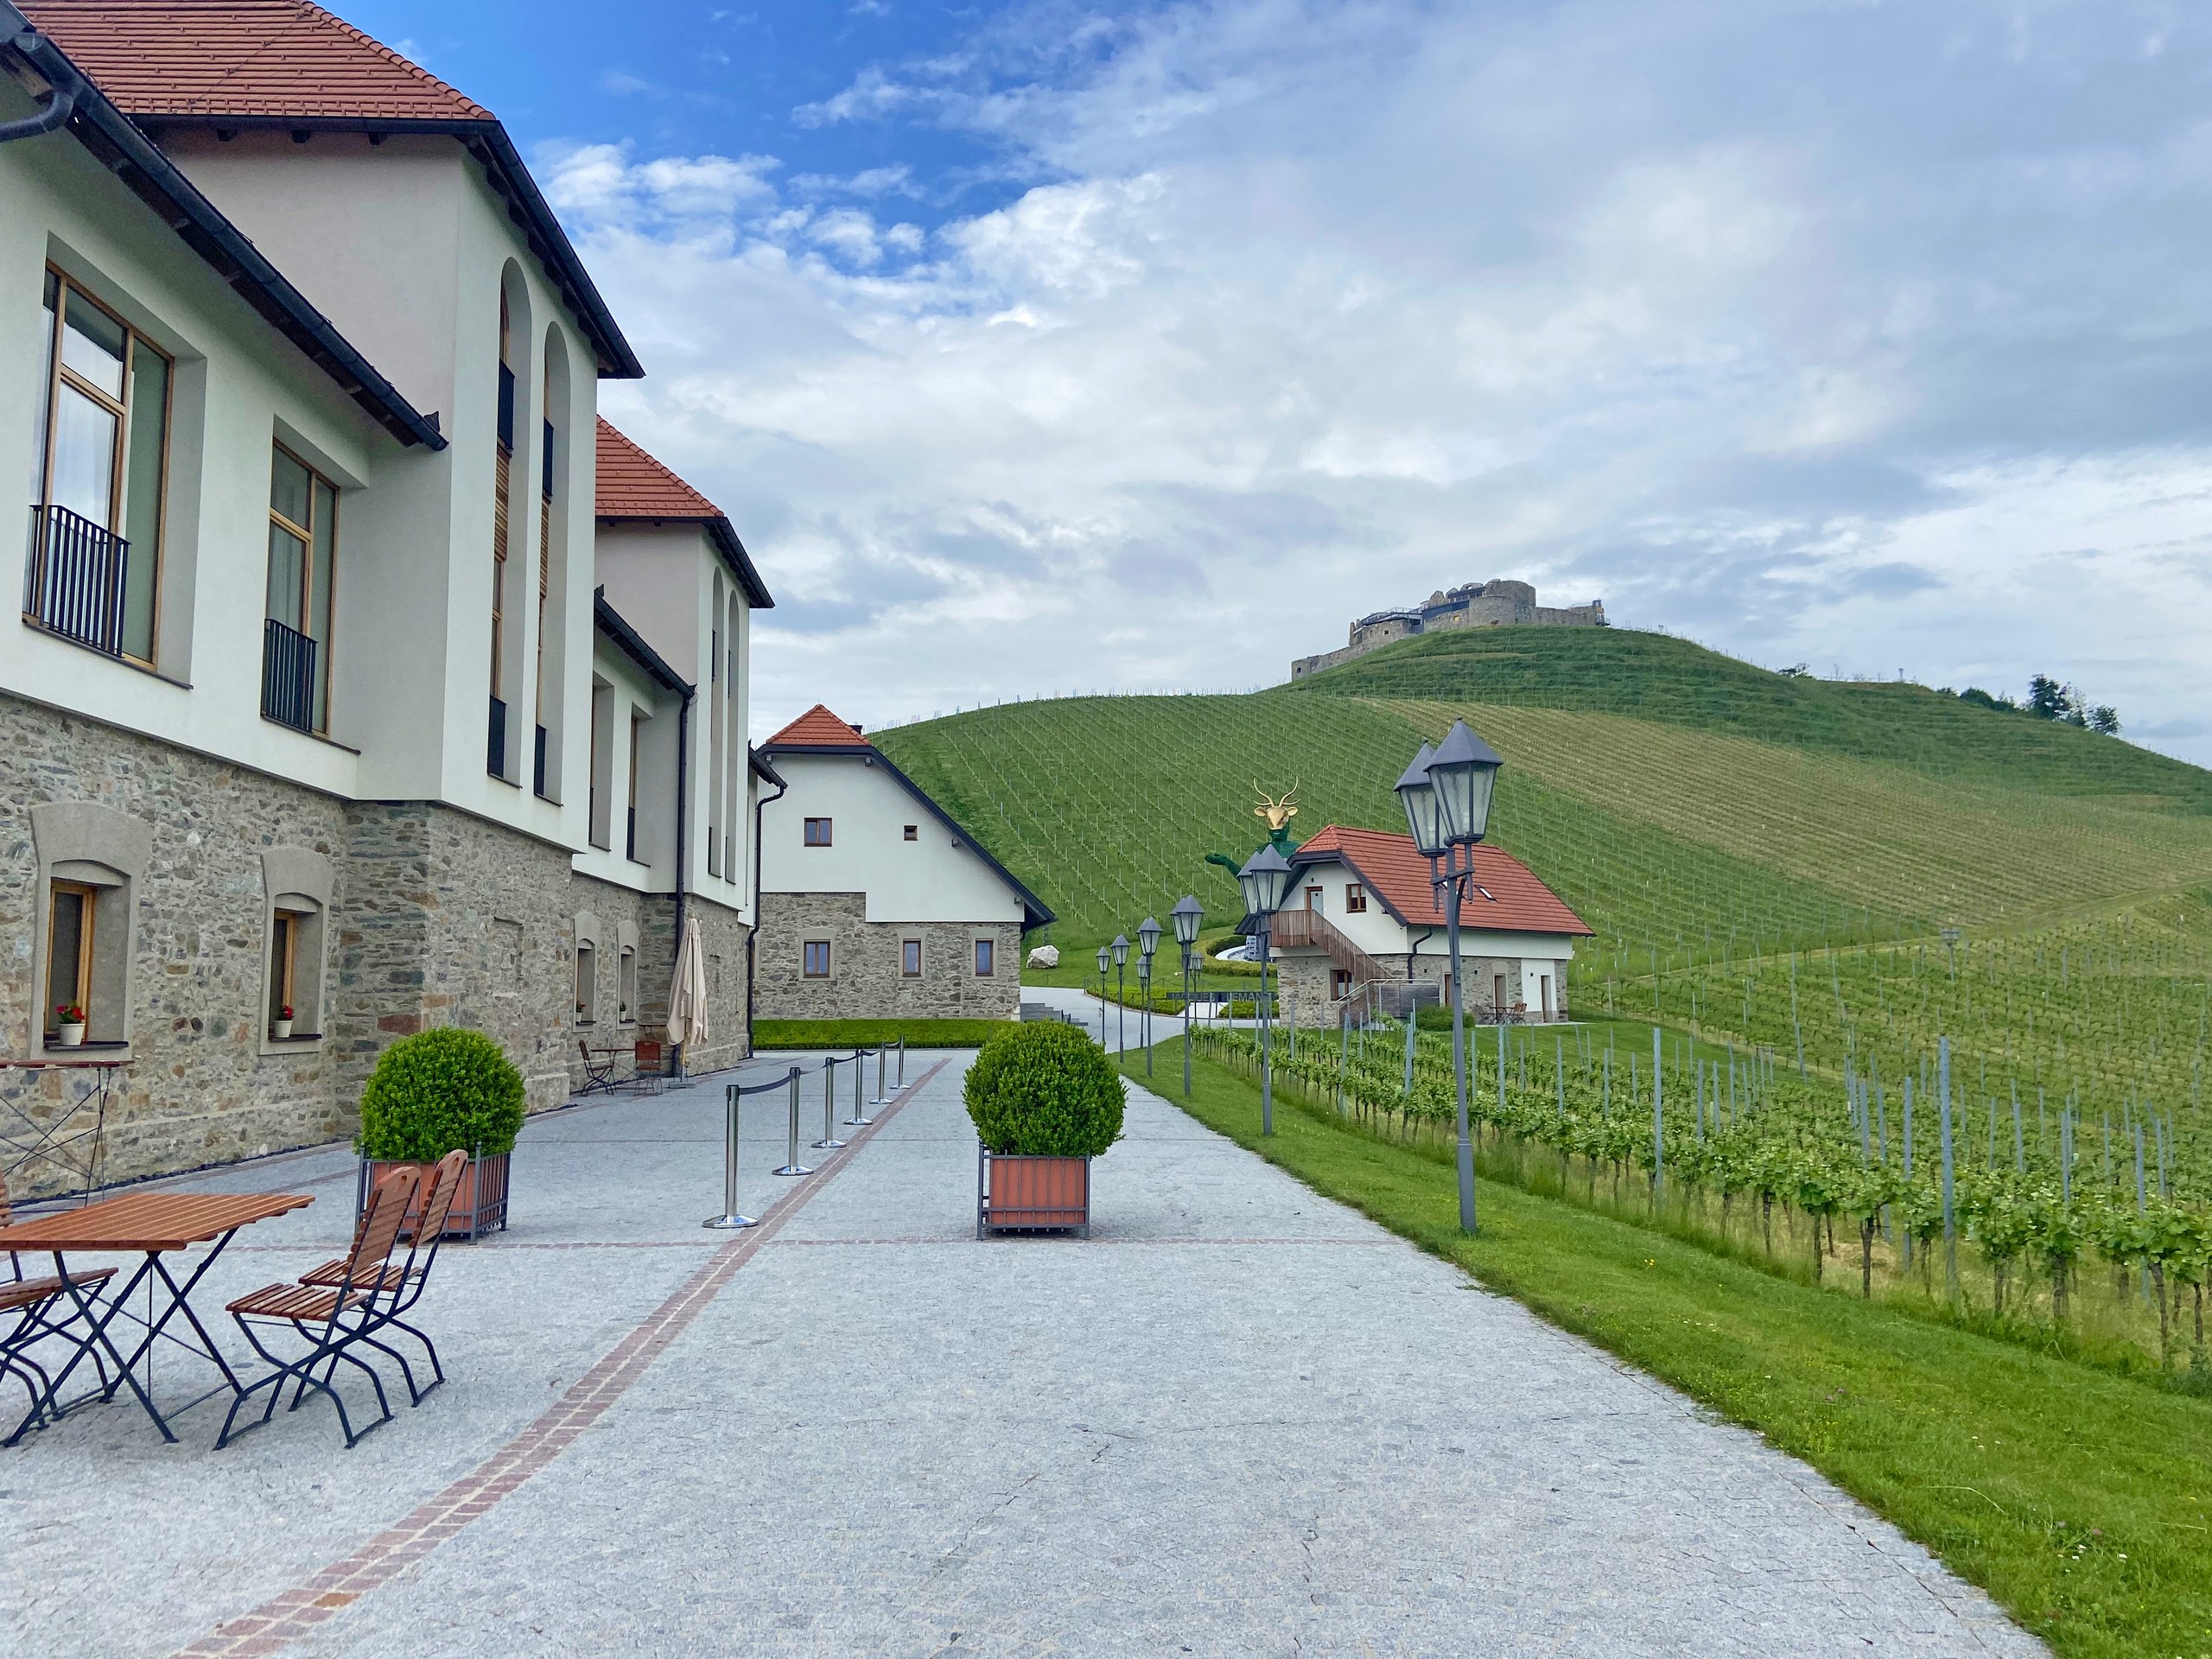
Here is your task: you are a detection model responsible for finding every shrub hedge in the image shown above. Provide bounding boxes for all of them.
[963,1022,1125,1158]
[357,1027,526,1160]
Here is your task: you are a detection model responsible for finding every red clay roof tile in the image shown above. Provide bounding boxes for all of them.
[764,705,870,749]
[594,418,723,522]
[22,0,493,122]
[1292,824,1592,937]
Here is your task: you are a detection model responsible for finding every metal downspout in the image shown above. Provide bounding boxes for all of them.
[0,17,78,144]
[746,760,788,1046]
[671,689,691,1077]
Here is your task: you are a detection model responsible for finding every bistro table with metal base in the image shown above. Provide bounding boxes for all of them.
[0,1191,313,1445]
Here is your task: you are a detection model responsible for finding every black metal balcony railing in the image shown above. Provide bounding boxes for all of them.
[541,419,556,501]
[24,504,130,657]
[626,805,638,861]
[533,723,549,798]
[487,696,507,777]
[497,363,516,453]
[261,617,319,732]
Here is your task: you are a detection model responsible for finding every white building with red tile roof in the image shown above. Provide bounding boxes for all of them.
[0,0,772,1182]
[1268,824,1592,1027]
[754,705,1052,1024]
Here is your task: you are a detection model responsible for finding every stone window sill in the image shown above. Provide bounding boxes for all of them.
[258,715,360,755]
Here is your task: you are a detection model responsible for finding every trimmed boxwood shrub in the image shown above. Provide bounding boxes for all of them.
[964,1022,1125,1158]
[357,1027,526,1160]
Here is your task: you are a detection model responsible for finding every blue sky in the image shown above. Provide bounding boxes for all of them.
[351,1,2212,762]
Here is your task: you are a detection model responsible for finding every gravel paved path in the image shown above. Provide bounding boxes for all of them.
[2,1053,2042,1657]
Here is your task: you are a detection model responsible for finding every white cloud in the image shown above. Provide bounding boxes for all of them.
[549,0,2212,763]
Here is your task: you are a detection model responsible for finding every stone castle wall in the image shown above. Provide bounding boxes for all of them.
[0,691,750,1194]
[1290,578,1605,680]
[753,892,1021,1022]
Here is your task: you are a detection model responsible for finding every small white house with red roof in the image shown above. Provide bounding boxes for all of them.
[1268,825,1592,1027]
[754,705,1052,1023]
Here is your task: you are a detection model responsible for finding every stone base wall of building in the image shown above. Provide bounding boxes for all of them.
[0,692,754,1195]
[563,874,752,1088]
[754,892,1021,1021]
[1272,949,1567,1029]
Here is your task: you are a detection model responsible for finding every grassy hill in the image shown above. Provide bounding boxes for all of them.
[872,626,2212,1134]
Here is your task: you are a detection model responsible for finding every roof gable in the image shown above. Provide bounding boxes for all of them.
[20,0,644,378]
[594,419,772,608]
[595,417,721,519]
[22,0,489,120]
[764,703,869,750]
[1291,824,1592,937]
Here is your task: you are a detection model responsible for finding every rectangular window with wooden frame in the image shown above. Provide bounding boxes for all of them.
[263,444,338,734]
[44,880,95,1035]
[974,938,995,977]
[803,940,831,978]
[901,938,922,977]
[804,817,832,848]
[1344,882,1366,913]
[29,270,171,664]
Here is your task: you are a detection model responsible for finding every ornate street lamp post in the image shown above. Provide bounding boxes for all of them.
[1111,933,1130,1054]
[1396,720,1503,1233]
[1096,944,1110,1046]
[1236,844,1294,1135]
[1171,894,1203,1097]
[1137,916,1161,1077]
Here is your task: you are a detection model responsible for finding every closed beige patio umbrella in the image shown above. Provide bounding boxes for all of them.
[666,912,709,1069]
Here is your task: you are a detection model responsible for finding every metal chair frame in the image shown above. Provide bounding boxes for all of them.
[302,1149,467,1406]
[218,1166,420,1449]
[0,1170,115,1437]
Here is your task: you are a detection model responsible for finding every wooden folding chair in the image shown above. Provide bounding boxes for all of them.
[577,1039,619,1095]
[218,1165,420,1448]
[301,1149,466,1405]
[0,1171,115,1435]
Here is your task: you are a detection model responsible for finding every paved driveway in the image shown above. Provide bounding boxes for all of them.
[2,1053,2040,1657]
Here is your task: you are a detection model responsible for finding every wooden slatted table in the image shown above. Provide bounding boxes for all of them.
[0,1190,312,1445]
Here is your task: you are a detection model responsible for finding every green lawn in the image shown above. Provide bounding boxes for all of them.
[753,1018,1014,1050]
[1119,1043,2212,1659]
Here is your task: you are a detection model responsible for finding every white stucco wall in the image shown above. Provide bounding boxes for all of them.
[594,521,753,915]
[157,130,600,848]
[760,753,1027,925]
[571,634,680,893]
[0,101,389,799]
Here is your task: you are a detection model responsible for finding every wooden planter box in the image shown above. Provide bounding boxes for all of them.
[356,1150,510,1241]
[976,1146,1090,1238]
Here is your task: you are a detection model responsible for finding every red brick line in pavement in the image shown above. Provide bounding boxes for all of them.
[168,1059,950,1659]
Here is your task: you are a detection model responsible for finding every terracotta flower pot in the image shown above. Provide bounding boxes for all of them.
[976,1148,1090,1237]
[359,1150,511,1240]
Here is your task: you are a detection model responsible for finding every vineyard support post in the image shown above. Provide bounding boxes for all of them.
[1939,1037,1957,1301]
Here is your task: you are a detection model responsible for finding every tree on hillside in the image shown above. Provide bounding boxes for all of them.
[2088,704,2121,735]
[2026,673,2074,721]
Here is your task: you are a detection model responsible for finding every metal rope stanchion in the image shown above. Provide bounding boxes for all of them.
[844,1047,875,1126]
[813,1055,847,1150]
[896,1038,906,1090]
[703,1072,787,1229]
[773,1065,815,1177]
[870,1042,889,1106]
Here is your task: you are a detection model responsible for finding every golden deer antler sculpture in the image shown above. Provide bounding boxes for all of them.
[1253,781,1300,834]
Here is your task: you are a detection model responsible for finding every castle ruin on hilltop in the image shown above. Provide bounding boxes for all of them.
[1289,579,1606,679]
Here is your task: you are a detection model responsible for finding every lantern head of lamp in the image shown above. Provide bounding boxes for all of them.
[1395,741,1444,859]
[1236,843,1294,918]
[1170,894,1204,950]
[1138,916,1161,962]
[1096,944,1110,976]
[1110,933,1130,969]
[1426,720,1503,845]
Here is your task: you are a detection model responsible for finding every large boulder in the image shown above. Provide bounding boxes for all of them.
[1026,944,1061,969]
